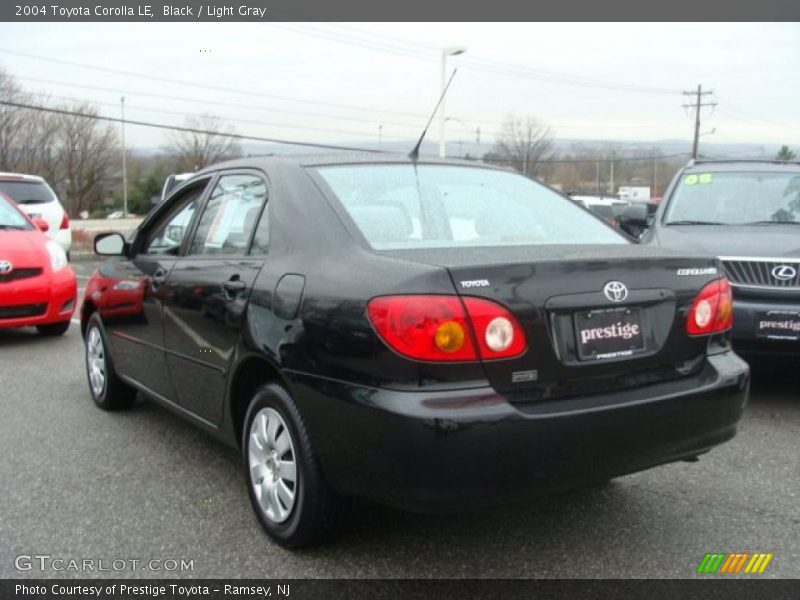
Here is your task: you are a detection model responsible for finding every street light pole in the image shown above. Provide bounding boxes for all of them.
[120,96,128,217]
[438,46,466,158]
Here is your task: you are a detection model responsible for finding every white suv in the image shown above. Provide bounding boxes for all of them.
[0,172,72,255]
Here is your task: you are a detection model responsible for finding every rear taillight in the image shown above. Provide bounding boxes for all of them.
[686,278,733,336]
[59,212,70,229]
[366,295,526,362]
[461,297,527,359]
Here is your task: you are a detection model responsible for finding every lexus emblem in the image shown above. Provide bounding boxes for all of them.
[603,281,629,303]
[0,260,12,274]
[771,265,797,281]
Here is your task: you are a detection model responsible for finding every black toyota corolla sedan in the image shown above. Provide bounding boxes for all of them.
[82,154,749,547]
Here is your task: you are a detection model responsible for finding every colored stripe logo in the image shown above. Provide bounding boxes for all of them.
[697,552,773,574]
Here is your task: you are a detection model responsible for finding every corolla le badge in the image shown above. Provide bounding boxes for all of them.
[603,281,628,303]
[771,265,797,281]
[0,260,12,274]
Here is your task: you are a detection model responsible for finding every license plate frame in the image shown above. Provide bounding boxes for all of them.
[574,306,646,361]
[755,310,800,341]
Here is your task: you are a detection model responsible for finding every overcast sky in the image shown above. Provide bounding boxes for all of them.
[0,22,797,152]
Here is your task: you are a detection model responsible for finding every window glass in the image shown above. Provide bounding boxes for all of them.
[0,180,56,205]
[315,164,625,250]
[145,184,206,255]
[190,174,267,255]
[0,194,33,230]
[665,171,800,224]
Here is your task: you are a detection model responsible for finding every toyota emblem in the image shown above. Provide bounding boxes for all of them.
[0,260,12,274]
[771,265,797,281]
[603,281,629,302]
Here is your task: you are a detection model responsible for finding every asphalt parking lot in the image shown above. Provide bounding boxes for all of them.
[1,259,798,579]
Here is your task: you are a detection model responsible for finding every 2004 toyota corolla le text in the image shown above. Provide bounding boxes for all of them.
[81,154,750,548]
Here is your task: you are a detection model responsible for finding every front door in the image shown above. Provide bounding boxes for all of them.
[104,178,209,400]
[161,172,269,425]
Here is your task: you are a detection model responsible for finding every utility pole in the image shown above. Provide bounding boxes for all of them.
[609,150,616,195]
[438,46,466,158]
[120,96,128,217]
[653,156,658,196]
[378,124,383,150]
[595,159,600,195]
[475,126,481,160]
[682,85,717,159]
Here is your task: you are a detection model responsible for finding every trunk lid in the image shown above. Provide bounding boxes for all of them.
[384,244,723,401]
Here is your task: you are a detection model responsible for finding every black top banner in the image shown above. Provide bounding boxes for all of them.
[2,0,800,21]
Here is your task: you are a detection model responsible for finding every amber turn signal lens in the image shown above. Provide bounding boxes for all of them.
[434,321,466,353]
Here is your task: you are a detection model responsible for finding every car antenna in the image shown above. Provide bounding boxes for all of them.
[409,68,458,161]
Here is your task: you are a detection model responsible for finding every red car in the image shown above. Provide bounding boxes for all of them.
[0,191,77,335]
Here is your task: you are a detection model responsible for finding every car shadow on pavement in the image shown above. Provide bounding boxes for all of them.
[0,327,77,347]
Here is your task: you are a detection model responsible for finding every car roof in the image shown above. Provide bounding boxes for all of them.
[683,160,800,173]
[195,152,506,175]
[0,172,46,182]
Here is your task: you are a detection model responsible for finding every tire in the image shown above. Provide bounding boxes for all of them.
[84,313,137,410]
[36,321,70,336]
[242,382,348,548]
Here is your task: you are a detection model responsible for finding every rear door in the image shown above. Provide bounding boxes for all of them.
[161,171,269,425]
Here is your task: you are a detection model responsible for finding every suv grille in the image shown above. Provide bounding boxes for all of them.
[0,267,43,283]
[722,258,800,289]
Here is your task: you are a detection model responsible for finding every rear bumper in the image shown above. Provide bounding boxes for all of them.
[51,228,72,253]
[0,267,77,328]
[288,351,750,512]
[731,295,800,355]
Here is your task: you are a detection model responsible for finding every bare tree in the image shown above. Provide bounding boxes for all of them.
[56,102,121,215]
[488,115,554,178]
[165,113,241,172]
[0,69,29,169]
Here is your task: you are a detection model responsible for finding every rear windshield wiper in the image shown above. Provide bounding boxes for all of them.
[0,224,27,230]
[665,220,726,226]
[741,220,800,226]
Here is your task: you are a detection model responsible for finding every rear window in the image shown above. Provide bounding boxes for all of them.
[0,180,56,205]
[315,164,625,250]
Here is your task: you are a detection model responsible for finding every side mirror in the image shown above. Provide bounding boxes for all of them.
[94,232,127,256]
[618,203,650,238]
[32,218,49,232]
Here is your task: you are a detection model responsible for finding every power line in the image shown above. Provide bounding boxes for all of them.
[29,91,409,141]
[267,23,681,95]
[0,99,385,154]
[17,75,689,139]
[16,75,427,130]
[0,48,427,119]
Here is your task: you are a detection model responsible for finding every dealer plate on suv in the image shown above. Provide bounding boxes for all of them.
[756,310,800,341]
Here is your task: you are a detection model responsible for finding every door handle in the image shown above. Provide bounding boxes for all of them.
[151,268,167,289]
[221,279,246,294]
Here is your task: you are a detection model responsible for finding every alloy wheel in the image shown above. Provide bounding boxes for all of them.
[248,407,298,523]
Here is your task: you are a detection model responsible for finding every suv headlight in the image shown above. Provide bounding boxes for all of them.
[46,240,68,272]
